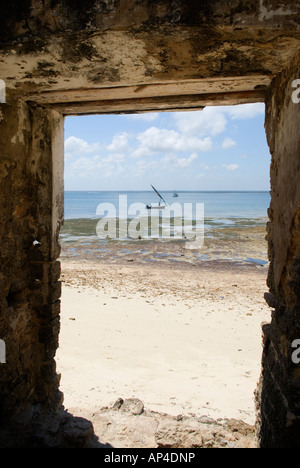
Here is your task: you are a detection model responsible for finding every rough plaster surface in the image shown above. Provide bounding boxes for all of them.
[0,1,299,114]
[0,0,300,448]
[256,51,300,448]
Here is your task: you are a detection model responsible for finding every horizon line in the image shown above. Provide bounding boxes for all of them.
[64,189,270,193]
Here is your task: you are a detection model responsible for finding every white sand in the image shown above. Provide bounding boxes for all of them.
[55,262,271,425]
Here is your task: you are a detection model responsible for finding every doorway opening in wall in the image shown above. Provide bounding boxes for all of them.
[56,104,271,435]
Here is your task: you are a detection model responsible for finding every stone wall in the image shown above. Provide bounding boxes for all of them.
[0,0,300,448]
[0,98,64,422]
[256,51,300,447]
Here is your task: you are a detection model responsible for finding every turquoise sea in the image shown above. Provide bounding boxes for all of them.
[60,191,270,267]
[64,190,270,220]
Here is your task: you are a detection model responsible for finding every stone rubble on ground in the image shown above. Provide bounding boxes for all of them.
[87,398,256,448]
[0,397,256,448]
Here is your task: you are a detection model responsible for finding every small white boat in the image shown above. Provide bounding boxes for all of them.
[146,185,168,210]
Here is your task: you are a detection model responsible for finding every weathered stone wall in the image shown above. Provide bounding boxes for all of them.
[0,98,64,422]
[257,51,300,447]
[0,0,300,448]
[1,0,300,108]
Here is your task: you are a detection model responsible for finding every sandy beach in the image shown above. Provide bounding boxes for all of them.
[56,240,271,426]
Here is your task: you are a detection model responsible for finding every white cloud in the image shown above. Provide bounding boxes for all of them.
[136,127,178,152]
[106,132,130,152]
[69,156,94,176]
[133,159,160,176]
[173,104,265,141]
[64,136,101,158]
[102,165,125,178]
[132,126,212,157]
[64,103,266,187]
[68,152,126,179]
[161,152,198,171]
[199,162,209,171]
[130,146,154,159]
[101,153,125,164]
[132,153,198,176]
[226,103,265,120]
[223,163,239,171]
[126,113,159,122]
[222,137,237,149]
[173,108,228,137]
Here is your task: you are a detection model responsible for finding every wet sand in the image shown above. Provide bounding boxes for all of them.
[59,218,268,268]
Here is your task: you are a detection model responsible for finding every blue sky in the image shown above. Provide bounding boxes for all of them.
[64,103,271,191]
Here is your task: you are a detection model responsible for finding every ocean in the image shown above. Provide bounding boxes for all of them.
[64,190,270,220]
[60,191,270,267]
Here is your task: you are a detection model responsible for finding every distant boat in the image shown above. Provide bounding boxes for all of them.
[173,191,179,198]
[146,185,168,210]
